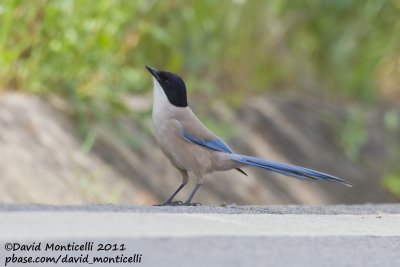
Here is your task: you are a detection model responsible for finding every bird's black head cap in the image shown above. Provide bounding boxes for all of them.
[146,66,188,108]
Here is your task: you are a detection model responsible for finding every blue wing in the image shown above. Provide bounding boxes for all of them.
[180,130,350,186]
[181,130,248,176]
[181,130,235,154]
[181,130,351,187]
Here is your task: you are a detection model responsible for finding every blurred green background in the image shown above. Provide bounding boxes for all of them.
[0,0,400,201]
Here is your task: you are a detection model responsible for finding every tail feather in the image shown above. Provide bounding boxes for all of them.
[231,155,352,187]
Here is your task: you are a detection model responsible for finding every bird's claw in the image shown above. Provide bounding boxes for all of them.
[154,200,184,206]
[184,202,202,206]
[154,200,202,206]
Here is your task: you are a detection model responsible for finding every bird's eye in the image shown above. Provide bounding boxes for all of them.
[164,79,170,84]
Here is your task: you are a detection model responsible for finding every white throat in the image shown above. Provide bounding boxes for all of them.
[152,77,172,113]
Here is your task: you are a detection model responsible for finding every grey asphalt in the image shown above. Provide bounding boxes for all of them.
[1,203,399,214]
[1,204,399,267]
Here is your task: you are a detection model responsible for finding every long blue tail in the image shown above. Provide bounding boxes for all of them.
[231,154,352,187]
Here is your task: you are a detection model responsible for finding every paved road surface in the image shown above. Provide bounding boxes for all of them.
[0,204,399,267]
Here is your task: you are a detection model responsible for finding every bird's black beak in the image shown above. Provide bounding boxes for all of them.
[145,66,161,81]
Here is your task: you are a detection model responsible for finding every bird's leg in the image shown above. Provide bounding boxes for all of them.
[158,184,185,206]
[155,170,188,206]
[184,176,203,206]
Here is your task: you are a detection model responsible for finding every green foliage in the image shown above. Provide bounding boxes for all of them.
[382,109,400,198]
[280,0,400,100]
[340,109,368,161]
[0,0,399,137]
[383,171,400,198]
[1,0,399,114]
[1,0,400,196]
[384,110,400,132]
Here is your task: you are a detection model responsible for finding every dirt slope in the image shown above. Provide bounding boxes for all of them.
[0,92,395,205]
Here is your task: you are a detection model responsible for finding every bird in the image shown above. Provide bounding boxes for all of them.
[146,66,351,206]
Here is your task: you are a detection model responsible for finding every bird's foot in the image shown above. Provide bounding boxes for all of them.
[183,202,202,206]
[153,200,184,206]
